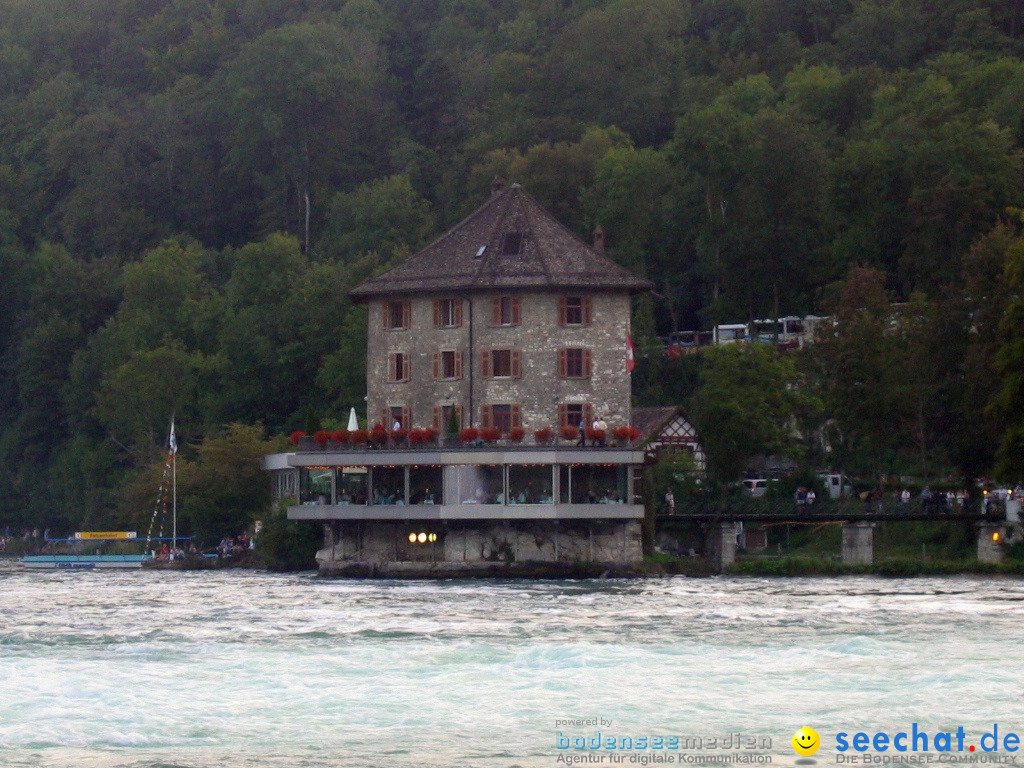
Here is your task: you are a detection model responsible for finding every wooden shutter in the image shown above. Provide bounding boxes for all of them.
[584,403,594,427]
[402,407,411,429]
[381,302,389,329]
[558,404,569,428]
[491,297,501,325]
[584,349,593,377]
[512,296,521,325]
[402,301,411,329]
[558,349,567,378]
[582,297,592,325]
[388,353,397,381]
[432,300,440,328]
[511,404,522,429]
[511,349,522,378]
[432,352,440,380]
[558,296,567,325]
[481,405,493,429]
[454,299,463,327]
[456,406,463,429]
[454,351,463,379]
[481,348,492,378]
[433,406,441,430]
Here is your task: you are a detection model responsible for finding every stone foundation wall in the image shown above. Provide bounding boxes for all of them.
[317,520,642,571]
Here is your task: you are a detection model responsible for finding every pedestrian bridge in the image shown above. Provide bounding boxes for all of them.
[654,499,1010,570]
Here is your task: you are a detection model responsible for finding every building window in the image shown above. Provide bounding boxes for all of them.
[501,232,523,255]
[433,298,462,328]
[558,296,592,326]
[433,350,463,380]
[382,406,410,430]
[383,300,410,330]
[389,352,410,382]
[481,348,522,378]
[558,403,593,429]
[559,348,592,378]
[434,405,463,434]
[481,404,522,433]
[508,465,554,504]
[491,296,521,326]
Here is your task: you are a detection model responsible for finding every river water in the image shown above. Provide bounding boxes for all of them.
[1,561,1022,768]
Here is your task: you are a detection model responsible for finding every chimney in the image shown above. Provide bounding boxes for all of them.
[592,224,605,254]
[490,176,506,196]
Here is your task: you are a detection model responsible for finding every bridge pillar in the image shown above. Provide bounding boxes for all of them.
[977,523,1006,564]
[842,522,874,565]
[705,522,741,571]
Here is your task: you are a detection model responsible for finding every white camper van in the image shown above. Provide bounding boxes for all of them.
[818,472,854,499]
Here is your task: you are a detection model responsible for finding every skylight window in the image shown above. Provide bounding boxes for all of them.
[475,245,487,258]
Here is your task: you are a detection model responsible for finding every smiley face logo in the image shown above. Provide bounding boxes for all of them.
[792,727,820,756]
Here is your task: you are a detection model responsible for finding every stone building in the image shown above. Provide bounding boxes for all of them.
[263,182,654,575]
[350,181,650,434]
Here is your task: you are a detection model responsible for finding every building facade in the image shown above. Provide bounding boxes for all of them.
[264,182,653,575]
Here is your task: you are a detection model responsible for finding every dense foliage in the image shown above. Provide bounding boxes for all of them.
[3,0,1024,534]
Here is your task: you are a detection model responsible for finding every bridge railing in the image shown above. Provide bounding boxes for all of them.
[664,494,993,519]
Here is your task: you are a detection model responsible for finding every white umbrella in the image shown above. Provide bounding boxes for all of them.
[347,408,359,431]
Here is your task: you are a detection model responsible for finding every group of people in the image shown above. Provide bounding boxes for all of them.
[577,416,609,447]
[794,487,817,513]
[217,534,254,558]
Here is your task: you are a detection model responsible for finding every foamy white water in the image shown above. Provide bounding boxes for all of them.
[1,560,1022,768]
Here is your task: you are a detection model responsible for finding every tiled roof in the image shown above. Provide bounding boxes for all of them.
[632,406,681,444]
[350,183,652,299]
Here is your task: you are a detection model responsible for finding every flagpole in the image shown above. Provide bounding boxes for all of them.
[170,416,177,559]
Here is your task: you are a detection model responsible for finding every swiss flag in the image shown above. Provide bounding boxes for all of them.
[626,333,635,372]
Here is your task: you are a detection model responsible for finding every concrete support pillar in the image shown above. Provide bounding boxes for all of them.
[842,522,874,565]
[705,522,741,571]
[977,523,1006,564]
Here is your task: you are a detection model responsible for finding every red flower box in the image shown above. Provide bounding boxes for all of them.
[424,427,440,443]
[585,427,605,441]
[369,426,387,444]
[313,430,331,446]
[480,426,501,442]
[509,427,526,442]
[408,428,427,444]
[534,427,553,443]
[289,430,306,446]
[561,425,580,441]
[390,428,409,443]
[612,425,641,443]
[459,427,479,442]
[331,429,350,444]
[350,429,369,444]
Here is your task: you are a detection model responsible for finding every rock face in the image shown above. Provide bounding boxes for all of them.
[316,520,642,575]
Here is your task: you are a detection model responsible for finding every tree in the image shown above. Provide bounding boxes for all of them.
[689,344,809,484]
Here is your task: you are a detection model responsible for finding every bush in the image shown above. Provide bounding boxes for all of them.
[289,430,306,445]
[255,504,320,571]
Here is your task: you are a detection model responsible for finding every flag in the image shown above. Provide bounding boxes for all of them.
[169,419,177,455]
[626,333,635,372]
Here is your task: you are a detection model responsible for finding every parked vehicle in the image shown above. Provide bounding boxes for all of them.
[818,472,854,499]
[743,478,769,498]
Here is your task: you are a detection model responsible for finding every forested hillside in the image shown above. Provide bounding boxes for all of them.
[3,0,1024,534]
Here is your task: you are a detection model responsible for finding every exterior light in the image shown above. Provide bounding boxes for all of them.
[408,533,417,543]
[417,532,427,543]
[992,531,1002,542]
[428,533,437,543]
